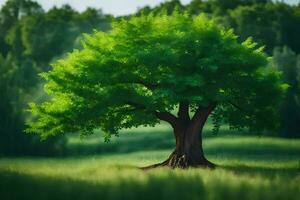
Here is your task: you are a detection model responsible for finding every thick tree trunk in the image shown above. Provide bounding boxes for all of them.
[142,103,216,170]
[167,127,214,168]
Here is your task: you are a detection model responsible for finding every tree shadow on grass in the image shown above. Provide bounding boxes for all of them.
[1,168,299,200]
[0,170,207,200]
[219,164,300,178]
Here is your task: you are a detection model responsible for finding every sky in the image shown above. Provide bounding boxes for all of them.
[0,0,299,16]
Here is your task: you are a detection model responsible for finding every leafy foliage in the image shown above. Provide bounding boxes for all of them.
[27,13,285,139]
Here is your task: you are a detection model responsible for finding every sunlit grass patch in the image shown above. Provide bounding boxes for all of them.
[0,154,299,200]
[0,128,300,200]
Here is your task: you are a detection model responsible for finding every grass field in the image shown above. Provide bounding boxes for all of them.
[0,124,300,200]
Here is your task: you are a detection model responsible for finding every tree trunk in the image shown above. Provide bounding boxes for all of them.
[142,103,216,170]
[168,126,214,168]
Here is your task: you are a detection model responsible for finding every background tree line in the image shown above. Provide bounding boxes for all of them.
[0,0,112,156]
[0,0,299,156]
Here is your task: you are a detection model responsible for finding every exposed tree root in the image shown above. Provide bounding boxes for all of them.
[140,151,216,170]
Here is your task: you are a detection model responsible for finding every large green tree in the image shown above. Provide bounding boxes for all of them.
[27,14,285,168]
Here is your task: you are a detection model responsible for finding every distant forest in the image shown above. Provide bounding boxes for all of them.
[0,0,299,156]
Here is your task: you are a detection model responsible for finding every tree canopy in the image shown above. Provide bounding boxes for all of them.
[27,13,286,140]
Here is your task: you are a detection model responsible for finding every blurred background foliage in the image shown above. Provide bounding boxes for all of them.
[0,0,299,156]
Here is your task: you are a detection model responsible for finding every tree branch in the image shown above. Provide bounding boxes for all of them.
[155,111,178,127]
[191,103,216,123]
[227,100,243,111]
[227,100,253,118]
[125,101,178,127]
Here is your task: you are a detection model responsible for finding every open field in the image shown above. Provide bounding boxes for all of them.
[0,125,300,200]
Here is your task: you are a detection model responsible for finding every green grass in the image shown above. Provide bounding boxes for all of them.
[0,124,300,200]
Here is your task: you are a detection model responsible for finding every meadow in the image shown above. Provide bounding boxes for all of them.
[0,124,300,200]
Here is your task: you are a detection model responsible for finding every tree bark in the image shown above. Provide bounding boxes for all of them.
[142,103,216,170]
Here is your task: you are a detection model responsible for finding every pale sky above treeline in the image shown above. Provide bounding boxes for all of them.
[0,0,298,16]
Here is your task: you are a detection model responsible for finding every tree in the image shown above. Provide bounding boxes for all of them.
[18,5,112,68]
[0,0,43,56]
[0,53,65,156]
[137,0,184,16]
[19,5,80,66]
[0,1,72,156]
[272,46,300,138]
[76,7,112,32]
[27,13,286,168]
[227,4,279,54]
[226,3,300,54]
[185,0,214,15]
[275,3,300,54]
[0,1,114,156]
[212,0,271,11]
